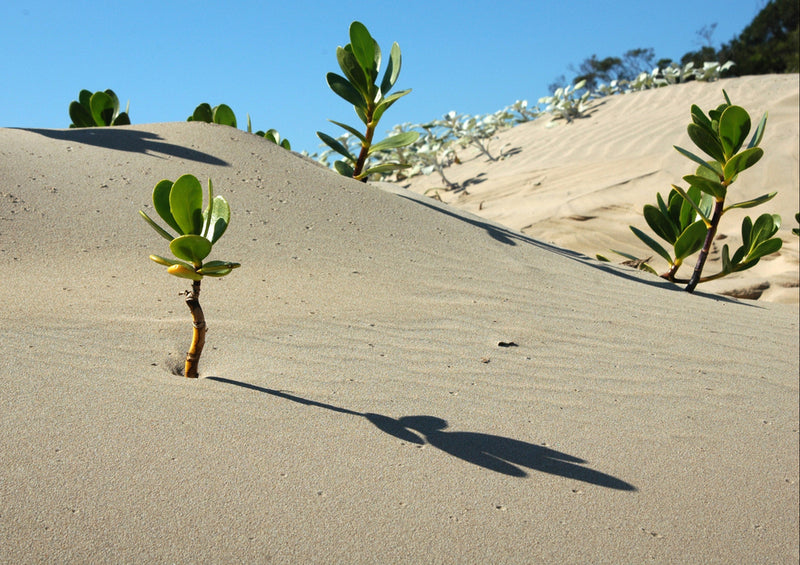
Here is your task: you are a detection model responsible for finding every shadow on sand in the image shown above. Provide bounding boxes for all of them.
[207,376,637,491]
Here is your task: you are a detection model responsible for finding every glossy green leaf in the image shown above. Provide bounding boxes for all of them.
[204,195,230,244]
[329,120,367,143]
[749,237,782,261]
[687,123,724,162]
[721,244,733,273]
[747,112,767,149]
[380,42,402,95]
[358,163,411,179]
[167,263,203,281]
[683,174,727,200]
[139,210,175,241]
[674,219,708,260]
[724,192,777,212]
[674,145,720,177]
[675,185,711,227]
[643,204,678,244]
[723,147,763,181]
[337,46,369,98]
[689,104,713,130]
[153,179,182,235]
[212,104,237,127]
[89,91,114,126]
[169,174,205,235]
[718,105,750,159]
[749,213,780,247]
[368,131,420,154]
[373,88,412,124]
[69,101,94,127]
[113,111,130,126]
[327,73,366,109]
[190,103,213,123]
[333,160,355,177]
[149,254,194,269]
[349,21,379,80]
[170,234,212,265]
[317,131,355,161]
[630,225,674,265]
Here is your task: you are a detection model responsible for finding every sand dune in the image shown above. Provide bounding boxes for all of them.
[1,85,798,563]
[402,74,799,303]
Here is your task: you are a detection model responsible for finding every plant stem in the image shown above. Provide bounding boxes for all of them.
[183,279,206,378]
[685,198,725,293]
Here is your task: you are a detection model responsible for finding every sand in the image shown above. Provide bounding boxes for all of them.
[1,74,798,563]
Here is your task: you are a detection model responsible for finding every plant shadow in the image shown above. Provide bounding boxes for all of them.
[207,376,637,491]
[23,127,229,165]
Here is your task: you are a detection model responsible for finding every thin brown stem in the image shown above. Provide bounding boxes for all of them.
[685,199,725,293]
[183,279,206,378]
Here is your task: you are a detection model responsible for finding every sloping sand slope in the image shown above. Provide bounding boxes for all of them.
[1,117,798,563]
[402,74,799,303]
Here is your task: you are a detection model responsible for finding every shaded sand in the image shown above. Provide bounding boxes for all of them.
[402,74,800,303]
[1,115,798,563]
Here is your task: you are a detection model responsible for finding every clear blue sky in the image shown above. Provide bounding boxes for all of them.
[1,0,764,154]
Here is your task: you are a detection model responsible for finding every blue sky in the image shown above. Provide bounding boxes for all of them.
[1,0,764,154]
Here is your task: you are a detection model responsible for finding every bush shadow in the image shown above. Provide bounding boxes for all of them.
[207,376,637,490]
[23,127,229,166]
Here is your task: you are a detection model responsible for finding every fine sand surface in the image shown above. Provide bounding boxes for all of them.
[1,79,798,563]
[402,74,800,304]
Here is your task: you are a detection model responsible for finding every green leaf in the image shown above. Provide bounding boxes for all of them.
[190,103,213,123]
[687,123,724,162]
[317,131,355,161]
[170,234,212,265]
[333,160,355,177]
[643,204,679,244]
[327,73,366,109]
[748,112,767,149]
[724,192,777,212]
[89,90,114,126]
[337,46,370,98]
[674,219,708,260]
[723,147,763,181]
[204,195,230,244]
[690,104,713,130]
[349,21,379,80]
[212,104,237,127]
[197,260,240,276]
[68,100,94,127]
[149,254,194,269]
[373,88,412,124]
[380,42,402,95]
[152,179,182,234]
[718,105,750,159]
[674,185,711,226]
[674,145,720,177]
[169,174,205,235]
[368,131,420,154]
[112,111,130,126]
[358,163,411,178]
[139,210,175,241]
[329,119,367,143]
[683,174,727,200]
[630,225,674,265]
[748,237,782,261]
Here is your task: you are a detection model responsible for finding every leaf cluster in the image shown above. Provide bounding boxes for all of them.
[139,174,240,281]
[69,89,130,128]
[317,21,419,180]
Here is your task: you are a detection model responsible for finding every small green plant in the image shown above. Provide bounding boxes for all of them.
[538,80,591,123]
[188,103,237,127]
[69,89,130,127]
[139,174,240,378]
[246,115,291,149]
[317,21,419,181]
[603,91,782,293]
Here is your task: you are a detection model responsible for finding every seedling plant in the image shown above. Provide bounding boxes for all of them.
[317,21,419,181]
[139,174,240,378]
[605,91,782,293]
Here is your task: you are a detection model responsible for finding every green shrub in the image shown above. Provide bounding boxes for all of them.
[69,89,130,127]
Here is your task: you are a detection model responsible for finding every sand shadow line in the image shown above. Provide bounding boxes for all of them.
[207,376,636,490]
[23,127,229,166]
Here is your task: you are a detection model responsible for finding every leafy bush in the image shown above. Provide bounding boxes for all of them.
[538,80,591,122]
[602,91,782,293]
[139,174,240,378]
[69,89,130,127]
[317,21,419,181]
